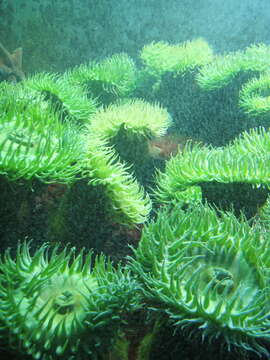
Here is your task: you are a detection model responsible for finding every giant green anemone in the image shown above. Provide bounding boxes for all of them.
[0,242,139,359]
[23,72,97,125]
[65,53,137,104]
[83,99,172,224]
[130,204,270,356]
[155,127,270,205]
[0,82,83,183]
[197,43,270,91]
[140,38,213,76]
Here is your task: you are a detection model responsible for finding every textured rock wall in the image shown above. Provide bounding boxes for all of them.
[0,0,270,74]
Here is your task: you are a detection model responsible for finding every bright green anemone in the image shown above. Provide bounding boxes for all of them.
[140,38,213,76]
[239,72,270,116]
[65,53,137,102]
[197,43,270,90]
[155,127,270,205]
[0,242,138,359]
[0,82,83,183]
[84,99,172,224]
[130,204,270,356]
[23,72,97,125]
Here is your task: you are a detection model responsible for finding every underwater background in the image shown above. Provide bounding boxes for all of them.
[1,0,270,359]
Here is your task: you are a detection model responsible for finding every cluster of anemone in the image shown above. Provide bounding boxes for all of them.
[0,59,171,224]
[3,36,270,360]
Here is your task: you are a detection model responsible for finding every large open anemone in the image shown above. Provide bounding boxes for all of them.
[0,242,139,359]
[130,204,270,356]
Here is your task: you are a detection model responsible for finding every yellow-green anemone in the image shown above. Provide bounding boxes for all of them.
[239,73,270,116]
[140,38,213,76]
[83,99,172,224]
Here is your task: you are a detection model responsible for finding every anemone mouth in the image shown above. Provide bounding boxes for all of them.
[20,273,98,337]
[173,244,265,323]
[202,267,234,294]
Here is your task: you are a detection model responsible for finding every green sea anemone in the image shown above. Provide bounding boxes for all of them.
[84,99,172,224]
[0,83,83,183]
[130,204,270,356]
[155,127,270,205]
[89,98,171,139]
[0,242,139,359]
[196,52,244,90]
[197,43,270,91]
[239,73,270,116]
[140,38,213,77]
[24,72,97,124]
[65,53,137,103]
